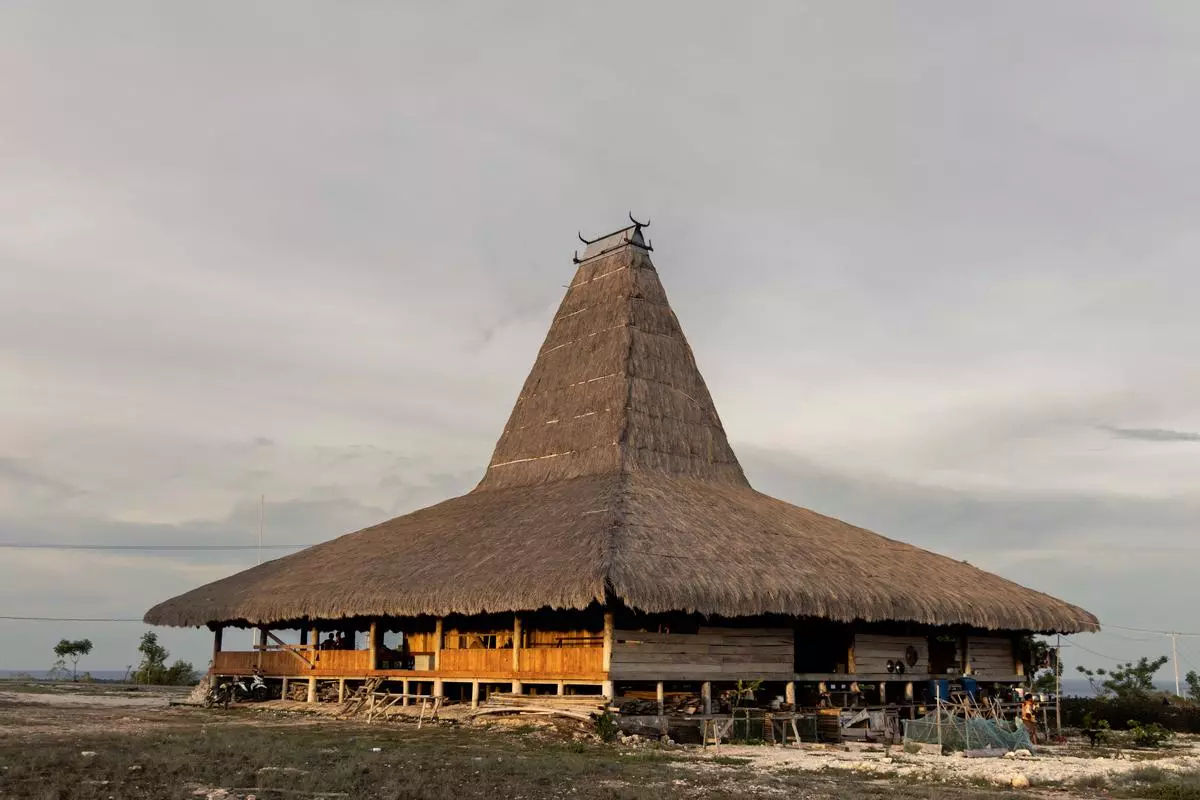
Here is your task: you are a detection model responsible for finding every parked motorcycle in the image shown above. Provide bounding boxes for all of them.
[204,670,270,708]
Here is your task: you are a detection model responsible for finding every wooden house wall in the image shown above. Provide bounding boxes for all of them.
[610,627,794,681]
[967,636,1015,677]
[852,633,929,675]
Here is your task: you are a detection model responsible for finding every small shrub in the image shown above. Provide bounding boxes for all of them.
[595,711,619,743]
[1128,720,1174,748]
[903,741,922,755]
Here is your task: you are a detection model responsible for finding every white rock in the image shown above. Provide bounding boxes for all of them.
[80,751,97,757]
[1013,749,1033,759]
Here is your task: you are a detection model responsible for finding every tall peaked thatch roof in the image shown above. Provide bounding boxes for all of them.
[145,223,1098,634]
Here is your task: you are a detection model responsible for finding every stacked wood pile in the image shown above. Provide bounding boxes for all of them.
[616,691,701,716]
[473,692,605,722]
[285,680,340,702]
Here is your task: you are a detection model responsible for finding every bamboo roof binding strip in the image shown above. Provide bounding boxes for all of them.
[144,222,1098,635]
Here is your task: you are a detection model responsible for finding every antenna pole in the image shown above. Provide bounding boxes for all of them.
[258,494,264,565]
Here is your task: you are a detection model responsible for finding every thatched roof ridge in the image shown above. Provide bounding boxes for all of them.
[144,226,1098,634]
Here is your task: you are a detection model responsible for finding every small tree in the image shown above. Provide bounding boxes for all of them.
[53,639,93,681]
[133,632,170,684]
[1076,656,1169,699]
[132,632,197,685]
[1185,670,1200,704]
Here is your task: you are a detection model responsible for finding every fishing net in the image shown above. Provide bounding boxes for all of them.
[903,709,1035,753]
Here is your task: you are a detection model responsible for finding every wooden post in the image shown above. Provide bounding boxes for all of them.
[309,626,319,659]
[701,682,712,715]
[785,681,796,707]
[602,612,614,672]
[433,619,443,671]
[656,681,665,715]
[601,611,615,700]
[402,678,410,707]
[879,682,887,704]
[299,627,307,646]
[557,680,566,695]
[471,680,480,709]
[433,678,443,698]
[512,615,522,673]
[281,677,289,699]
[904,682,914,701]
[212,627,223,665]
[307,676,317,704]
[512,680,523,694]
[338,679,346,703]
[368,620,379,671]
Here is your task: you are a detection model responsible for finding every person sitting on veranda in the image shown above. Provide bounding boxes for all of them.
[320,633,336,651]
[336,633,348,650]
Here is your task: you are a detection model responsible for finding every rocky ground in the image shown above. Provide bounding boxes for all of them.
[1,683,1197,799]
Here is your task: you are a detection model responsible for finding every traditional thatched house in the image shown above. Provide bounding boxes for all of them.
[146,220,1096,710]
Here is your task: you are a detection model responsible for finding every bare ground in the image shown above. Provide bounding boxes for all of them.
[1,688,1196,800]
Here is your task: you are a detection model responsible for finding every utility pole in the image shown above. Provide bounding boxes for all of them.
[1171,633,1181,697]
[253,494,264,650]
[1055,634,1062,735]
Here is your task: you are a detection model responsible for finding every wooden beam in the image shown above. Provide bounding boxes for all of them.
[338,679,346,703]
[785,681,796,707]
[512,615,522,672]
[433,619,443,671]
[264,630,312,668]
[701,681,712,715]
[402,678,410,707]
[656,681,665,715]
[281,677,289,699]
[471,680,480,709]
[557,680,565,695]
[368,621,379,671]
[309,627,319,661]
[433,678,443,698]
[512,680,523,694]
[306,676,317,704]
[879,682,887,704]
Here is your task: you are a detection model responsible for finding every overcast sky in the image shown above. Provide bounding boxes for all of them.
[2,2,1198,679]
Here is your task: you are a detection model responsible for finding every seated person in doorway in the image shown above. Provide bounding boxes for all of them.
[336,633,348,650]
[320,633,336,651]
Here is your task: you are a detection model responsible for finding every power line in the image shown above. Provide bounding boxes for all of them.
[1100,622,1200,638]
[0,543,307,551]
[1061,636,1125,662]
[0,615,144,622]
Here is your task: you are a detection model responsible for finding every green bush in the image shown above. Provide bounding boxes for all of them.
[1128,720,1174,748]
[595,711,619,743]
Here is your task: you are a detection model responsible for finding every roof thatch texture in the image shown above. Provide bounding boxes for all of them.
[145,225,1099,634]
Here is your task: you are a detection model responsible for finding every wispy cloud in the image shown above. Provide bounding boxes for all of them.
[1103,426,1200,443]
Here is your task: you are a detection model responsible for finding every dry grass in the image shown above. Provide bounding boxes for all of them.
[0,703,1046,800]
